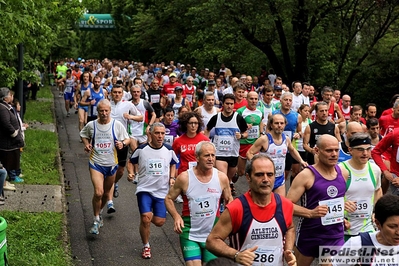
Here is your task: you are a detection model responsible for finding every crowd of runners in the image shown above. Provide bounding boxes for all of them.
[52,57,399,266]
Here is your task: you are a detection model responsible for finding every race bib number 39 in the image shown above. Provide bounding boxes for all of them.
[348,199,371,218]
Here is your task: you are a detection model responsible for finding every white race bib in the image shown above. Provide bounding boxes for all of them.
[146,159,164,175]
[217,136,233,151]
[190,196,216,218]
[275,161,284,177]
[248,125,259,139]
[348,199,372,219]
[163,135,174,146]
[250,246,282,266]
[95,139,112,154]
[150,94,160,103]
[320,197,344,225]
[186,94,193,102]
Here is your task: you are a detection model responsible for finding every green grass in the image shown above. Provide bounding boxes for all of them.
[35,85,54,99]
[4,85,71,265]
[21,129,59,185]
[24,100,53,123]
[24,85,54,123]
[0,211,70,266]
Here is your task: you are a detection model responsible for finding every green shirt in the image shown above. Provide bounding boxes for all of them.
[236,106,263,145]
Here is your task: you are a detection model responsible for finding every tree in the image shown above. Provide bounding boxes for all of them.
[0,0,83,86]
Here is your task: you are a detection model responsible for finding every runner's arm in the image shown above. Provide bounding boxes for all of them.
[128,103,143,122]
[79,90,91,106]
[204,114,217,137]
[334,103,345,123]
[165,172,187,234]
[219,172,233,204]
[286,169,328,218]
[302,125,313,154]
[334,125,342,142]
[169,164,176,186]
[247,136,267,161]
[293,115,302,139]
[206,210,257,265]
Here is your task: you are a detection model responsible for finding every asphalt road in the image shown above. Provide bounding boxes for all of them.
[54,90,252,266]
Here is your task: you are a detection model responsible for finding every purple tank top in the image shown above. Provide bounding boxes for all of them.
[297,165,346,238]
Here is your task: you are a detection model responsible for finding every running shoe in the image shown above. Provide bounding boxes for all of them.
[232,173,239,183]
[107,202,116,214]
[99,215,103,228]
[89,221,100,235]
[113,183,119,198]
[12,177,24,183]
[3,182,16,191]
[230,183,236,196]
[142,247,151,259]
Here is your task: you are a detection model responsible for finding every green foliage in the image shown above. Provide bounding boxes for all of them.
[0,211,69,266]
[73,0,399,109]
[0,0,83,87]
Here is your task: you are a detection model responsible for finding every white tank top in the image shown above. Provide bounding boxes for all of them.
[186,168,222,242]
[261,133,287,179]
[90,120,118,166]
[65,77,75,93]
[200,105,218,129]
[213,112,240,157]
[240,218,284,266]
[129,99,146,136]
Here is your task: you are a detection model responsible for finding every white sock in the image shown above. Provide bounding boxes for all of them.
[107,200,113,205]
[144,243,150,248]
[94,215,100,222]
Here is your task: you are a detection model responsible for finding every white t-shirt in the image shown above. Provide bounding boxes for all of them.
[131,143,178,198]
[332,232,399,266]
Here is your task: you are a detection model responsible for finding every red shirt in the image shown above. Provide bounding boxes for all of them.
[162,82,183,97]
[381,108,393,117]
[233,99,247,112]
[183,84,195,105]
[339,105,352,121]
[372,128,399,177]
[379,114,399,136]
[72,70,81,81]
[227,192,293,234]
[172,133,210,174]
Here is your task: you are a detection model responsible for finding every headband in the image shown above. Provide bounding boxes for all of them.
[349,137,371,147]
